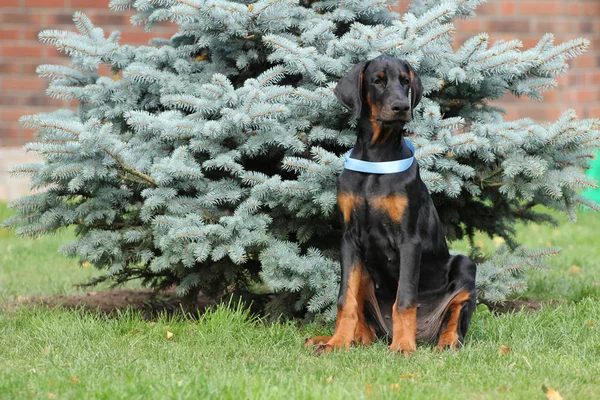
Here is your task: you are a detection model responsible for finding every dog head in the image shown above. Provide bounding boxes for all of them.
[334,55,423,125]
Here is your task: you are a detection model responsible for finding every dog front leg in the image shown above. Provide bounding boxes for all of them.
[390,242,421,355]
[309,236,364,353]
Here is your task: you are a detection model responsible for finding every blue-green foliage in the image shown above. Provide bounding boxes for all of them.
[4,1,600,317]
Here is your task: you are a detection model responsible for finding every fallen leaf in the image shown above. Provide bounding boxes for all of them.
[71,376,79,384]
[498,345,512,356]
[81,261,91,268]
[398,373,414,380]
[390,383,401,392]
[569,265,581,274]
[47,394,58,399]
[166,331,174,340]
[586,321,594,327]
[498,386,508,392]
[365,383,373,397]
[545,387,563,400]
[326,376,334,383]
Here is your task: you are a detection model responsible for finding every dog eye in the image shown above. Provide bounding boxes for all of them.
[400,77,410,85]
[373,78,383,85]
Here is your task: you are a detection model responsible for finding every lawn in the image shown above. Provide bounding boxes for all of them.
[1,202,600,399]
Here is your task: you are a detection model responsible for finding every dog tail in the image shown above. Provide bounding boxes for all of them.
[416,288,472,343]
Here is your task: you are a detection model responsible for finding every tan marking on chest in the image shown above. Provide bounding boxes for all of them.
[371,194,408,223]
[338,193,364,223]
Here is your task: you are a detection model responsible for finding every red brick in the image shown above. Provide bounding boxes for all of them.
[565,3,584,16]
[0,63,21,74]
[575,89,597,103]
[24,0,65,6]
[500,1,516,15]
[1,45,43,57]
[0,29,20,40]
[518,1,562,16]
[2,77,46,91]
[21,28,43,41]
[572,55,597,69]
[0,12,42,24]
[2,108,40,123]
[46,12,79,26]
[455,19,482,33]
[22,63,41,74]
[587,105,600,119]
[476,2,498,15]
[584,71,600,85]
[489,19,531,33]
[71,0,111,7]
[583,2,600,15]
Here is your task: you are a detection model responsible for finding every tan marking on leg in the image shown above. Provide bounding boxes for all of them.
[319,264,363,352]
[436,291,471,351]
[353,272,377,346]
[390,304,417,355]
[371,194,408,223]
[337,193,363,223]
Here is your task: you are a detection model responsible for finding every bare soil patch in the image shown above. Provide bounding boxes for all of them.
[481,299,551,314]
[4,287,551,320]
[7,288,213,319]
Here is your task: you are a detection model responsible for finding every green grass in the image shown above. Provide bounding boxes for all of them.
[2,202,600,399]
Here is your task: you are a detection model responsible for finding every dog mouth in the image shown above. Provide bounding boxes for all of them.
[378,110,411,124]
[378,116,410,125]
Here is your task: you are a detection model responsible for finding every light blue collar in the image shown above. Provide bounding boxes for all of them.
[344,139,415,174]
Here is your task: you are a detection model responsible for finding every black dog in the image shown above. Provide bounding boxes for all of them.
[306,55,477,354]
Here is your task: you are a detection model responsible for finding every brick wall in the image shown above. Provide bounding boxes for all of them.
[0,0,599,147]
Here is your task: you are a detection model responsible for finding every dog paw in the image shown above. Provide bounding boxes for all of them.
[435,335,460,351]
[389,340,416,356]
[304,336,331,348]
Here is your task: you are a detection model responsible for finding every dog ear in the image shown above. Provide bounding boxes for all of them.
[334,61,369,119]
[407,63,423,119]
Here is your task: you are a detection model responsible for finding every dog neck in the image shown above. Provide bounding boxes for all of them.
[350,118,412,162]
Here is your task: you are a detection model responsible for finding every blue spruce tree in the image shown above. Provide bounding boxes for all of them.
[4,0,600,318]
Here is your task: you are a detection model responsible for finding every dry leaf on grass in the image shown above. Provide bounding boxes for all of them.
[390,383,401,392]
[166,331,174,340]
[545,387,563,400]
[586,321,595,327]
[326,376,334,383]
[365,383,373,397]
[569,265,581,274]
[498,345,512,356]
[71,376,79,384]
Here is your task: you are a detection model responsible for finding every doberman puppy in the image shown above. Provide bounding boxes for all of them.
[306,55,477,354]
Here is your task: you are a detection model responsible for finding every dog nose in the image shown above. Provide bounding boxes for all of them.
[390,101,410,114]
